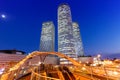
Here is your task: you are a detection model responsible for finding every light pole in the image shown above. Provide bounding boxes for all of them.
[97,54,101,66]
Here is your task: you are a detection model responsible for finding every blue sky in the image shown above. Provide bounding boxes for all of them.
[0,0,120,57]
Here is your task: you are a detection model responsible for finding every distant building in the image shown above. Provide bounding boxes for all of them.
[72,22,84,56]
[40,21,55,51]
[58,4,77,64]
[0,50,26,74]
[78,56,93,64]
[0,49,25,54]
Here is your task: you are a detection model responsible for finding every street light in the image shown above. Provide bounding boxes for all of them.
[97,54,101,58]
[97,54,101,66]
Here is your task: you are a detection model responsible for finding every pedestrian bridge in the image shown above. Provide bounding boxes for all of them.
[0,51,116,80]
[0,51,82,80]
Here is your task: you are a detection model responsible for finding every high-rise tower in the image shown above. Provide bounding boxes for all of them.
[40,21,55,52]
[73,22,84,56]
[58,4,76,64]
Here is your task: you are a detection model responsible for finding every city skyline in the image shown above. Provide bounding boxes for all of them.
[39,4,84,62]
[0,0,120,58]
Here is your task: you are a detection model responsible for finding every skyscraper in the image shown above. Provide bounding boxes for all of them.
[40,21,55,52]
[58,4,77,64]
[72,22,84,56]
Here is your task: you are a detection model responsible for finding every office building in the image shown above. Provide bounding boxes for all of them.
[58,4,77,64]
[40,21,55,52]
[72,22,84,56]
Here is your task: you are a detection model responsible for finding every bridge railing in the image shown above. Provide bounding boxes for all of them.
[30,69,60,80]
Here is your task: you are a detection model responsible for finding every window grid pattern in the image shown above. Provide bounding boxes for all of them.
[40,22,55,52]
[72,22,84,56]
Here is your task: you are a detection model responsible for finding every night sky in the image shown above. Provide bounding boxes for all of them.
[0,0,120,58]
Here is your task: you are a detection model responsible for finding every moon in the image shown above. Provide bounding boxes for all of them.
[1,14,6,19]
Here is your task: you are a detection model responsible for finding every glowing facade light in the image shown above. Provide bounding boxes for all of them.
[113,71,118,75]
[81,67,86,70]
[14,73,16,76]
[0,68,5,75]
[38,61,41,65]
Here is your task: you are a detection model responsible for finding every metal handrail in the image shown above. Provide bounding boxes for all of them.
[31,69,60,80]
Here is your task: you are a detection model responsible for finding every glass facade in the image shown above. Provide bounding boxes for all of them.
[72,22,84,56]
[58,4,77,64]
[58,4,75,55]
[40,21,55,52]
